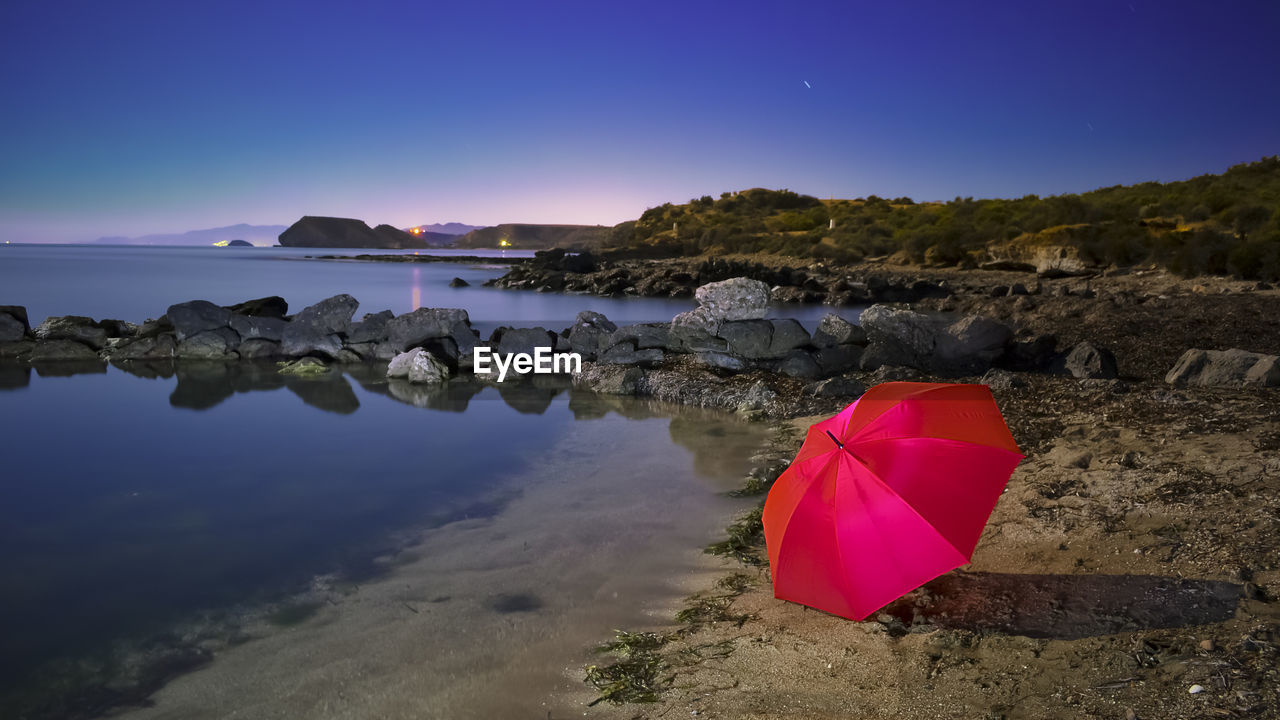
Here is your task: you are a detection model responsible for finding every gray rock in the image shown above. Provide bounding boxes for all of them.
[291,294,358,334]
[229,314,286,342]
[738,381,777,411]
[342,342,377,361]
[806,376,867,398]
[238,338,283,359]
[859,305,1010,375]
[769,319,811,356]
[867,365,924,383]
[166,301,232,341]
[177,328,241,358]
[610,323,670,350]
[34,316,108,350]
[0,312,27,342]
[1165,348,1280,388]
[281,326,343,359]
[776,350,822,379]
[347,310,395,344]
[694,277,770,321]
[110,334,176,360]
[811,313,865,347]
[669,312,729,352]
[385,308,471,351]
[30,339,101,362]
[981,368,1029,390]
[719,320,775,359]
[568,325,611,360]
[493,327,557,356]
[575,310,618,333]
[598,342,664,367]
[449,277,469,288]
[407,350,450,384]
[813,345,862,376]
[695,351,746,371]
[585,366,645,395]
[0,306,31,336]
[387,348,422,379]
[225,296,288,318]
[1062,341,1118,379]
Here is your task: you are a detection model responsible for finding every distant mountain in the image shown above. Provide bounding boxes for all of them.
[92,224,288,247]
[454,223,611,250]
[405,222,486,236]
[278,216,433,249]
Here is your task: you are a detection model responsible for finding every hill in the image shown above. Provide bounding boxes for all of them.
[92,223,287,247]
[404,222,486,236]
[278,216,430,249]
[607,157,1280,280]
[453,223,611,250]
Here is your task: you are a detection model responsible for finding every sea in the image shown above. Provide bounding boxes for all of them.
[0,244,847,719]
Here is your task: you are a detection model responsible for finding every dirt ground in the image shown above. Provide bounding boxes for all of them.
[588,273,1280,720]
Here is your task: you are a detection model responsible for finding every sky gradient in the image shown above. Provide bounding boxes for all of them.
[1,0,1278,242]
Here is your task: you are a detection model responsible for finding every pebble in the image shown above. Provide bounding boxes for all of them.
[1199,639,1216,652]
[1188,684,1205,695]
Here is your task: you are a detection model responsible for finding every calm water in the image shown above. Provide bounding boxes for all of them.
[0,362,768,718]
[0,244,860,333]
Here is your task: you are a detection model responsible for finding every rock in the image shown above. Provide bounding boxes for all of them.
[278,357,331,376]
[737,381,776,412]
[347,310,395,344]
[769,319,811,355]
[0,340,34,360]
[1047,447,1093,469]
[719,320,775,359]
[387,348,422,379]
[493,327,557,356]
[695,351,746,371]
[1165,348,1280,388]
[1199,639,1216,652]
[95,319,138,338]
[776,350,822,379]
[609,323,669,350]
[1187,684,1205,695]
[228,314,286,341]
[669,311,729,352]
[407,350,450,384]
[177,328,240,358]
[385,308,472,351]
[110,334,177,360]
[166,301,232,341]
[567,312,620,360]
[1034,246,1094,278]
[0,312,30,342]
[811,313,865,347]
[291,294,358,334]
[225,296,288,318]
[586,366,645,395]
[237,338,283,359]
[867,365,924,383]
[29,339,101,362]
[34,316,108,350]
[1060,341,1119,379]
[281,326,343,359]
[598,342,664,367]
[806,375,866,398]
[693,277,770,321]
[0,305,31,336]
[449,277,469,287]
[576,310,618,333]
[812,346,862,376]
[981,368,1028,390]
[859,305,1011,375]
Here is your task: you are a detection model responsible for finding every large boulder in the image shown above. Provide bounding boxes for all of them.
[229,314,286,342]
[347,310,395,344]
[811,313,865,348]
[1061,341,1118,379]
[34,316,109,350]
[225,296,288,318]
[281,294,358,358]
[177,328,241,358]
[694,277,770,321]
[166,301,232,341]
[29,339,101,362]
[859,305,1011,375]
[387,348,449,384]
[1165,348,1280,388]
[567,311,619,360]
[109,333,177,360]
[0,306,31,342]
[492,327,558,357]
[385,308,472,353]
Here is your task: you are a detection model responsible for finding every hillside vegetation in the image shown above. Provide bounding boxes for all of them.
[454,223,611,249]
[608,157,1280,279]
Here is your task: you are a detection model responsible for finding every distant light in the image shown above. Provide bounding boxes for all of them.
[499,239,511,247]
[411,227,422,234]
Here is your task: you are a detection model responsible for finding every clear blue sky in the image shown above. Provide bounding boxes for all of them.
[1,0,1277,242]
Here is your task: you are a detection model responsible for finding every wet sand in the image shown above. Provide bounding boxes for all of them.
[112,403,767,720]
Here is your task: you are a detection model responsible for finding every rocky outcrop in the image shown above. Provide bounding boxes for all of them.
[278,216,429,249]
[387,348,450,384]
[1061,341,1119,379]
[1165,348,1280,388]
[859,305,1012,376]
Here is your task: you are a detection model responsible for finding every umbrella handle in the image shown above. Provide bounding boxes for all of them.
[826,429,867,463]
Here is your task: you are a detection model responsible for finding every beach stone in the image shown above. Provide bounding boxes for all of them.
[281,326,343,359]
[385,307,471,351]
[812,345,862,376]
[669,313,729,352]
[769,319,811,356]
[694,277,770,321]
[1165,348,1280,388]
[34,316,108,350]
[493,327,557,356]
[1062,341,1119,379]
[776,350,822,379]
[981,368,1028,390]
[291,294,358,334]
[0,312,27,342]
[407,350,450,384]
[737,381,776,411]
[29,339,101,362]
[587,366,645,395]
[598,343,663,367]
[720,320,774,359]
[387,348,423,379]
[238,338,283,359]
[0,306,31,336]
[225,296,288,318]
[229,314,286,342]
[859,305,1010,375]
[567,312,618,360]
[166,301,232,341]
[178,328,240,358]
[609,323,670,351]
[811,313,865,347]
[347,310,395,344]
[449,277,469,287]
[110,334,176,360]
[576,310,618,333]
[0,340,35,360]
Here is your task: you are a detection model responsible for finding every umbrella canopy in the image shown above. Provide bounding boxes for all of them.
[763,382,1024,620]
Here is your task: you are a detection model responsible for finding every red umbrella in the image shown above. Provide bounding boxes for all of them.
[763,382,1023,620]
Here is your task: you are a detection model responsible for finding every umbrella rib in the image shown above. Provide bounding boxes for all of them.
[850,434,1024,459]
